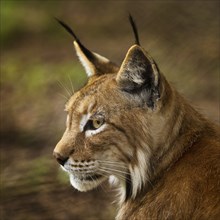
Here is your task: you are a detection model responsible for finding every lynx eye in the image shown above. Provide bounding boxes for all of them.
[92,119,103,129]
[84,118,104,131]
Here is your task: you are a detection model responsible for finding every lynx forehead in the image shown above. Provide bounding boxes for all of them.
[53,16,220,220]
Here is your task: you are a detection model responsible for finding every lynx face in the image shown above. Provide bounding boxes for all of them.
[56,74,133,192]
[54,20,161,201]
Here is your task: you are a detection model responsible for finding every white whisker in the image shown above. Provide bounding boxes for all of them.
[68,74,75,95]
[97,160,126,165]
[57,80,72,98]
[99,162,127,169]
[99,168,131,183]
[99,168,128,182]
[100,166,129,175]
[58,93,69,101]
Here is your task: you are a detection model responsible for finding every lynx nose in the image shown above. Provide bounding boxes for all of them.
[53,152,68,166]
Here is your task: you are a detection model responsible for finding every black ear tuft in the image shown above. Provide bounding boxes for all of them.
[55,18,94,61]
[55,18,119,77]
[55,17,79,41]
[128,14,140,46]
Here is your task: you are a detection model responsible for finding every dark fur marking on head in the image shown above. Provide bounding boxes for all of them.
[128,14,140,45]
[125,172,133,201]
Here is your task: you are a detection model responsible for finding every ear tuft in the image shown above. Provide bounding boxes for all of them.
[56,18,119,77]
[128,14,140,46]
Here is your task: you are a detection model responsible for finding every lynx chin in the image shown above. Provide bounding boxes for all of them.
[53,16,220,220]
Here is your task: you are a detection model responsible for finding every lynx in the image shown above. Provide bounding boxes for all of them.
[53,16,220,219]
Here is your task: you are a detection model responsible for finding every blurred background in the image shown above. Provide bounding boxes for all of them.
[1,1,219,220]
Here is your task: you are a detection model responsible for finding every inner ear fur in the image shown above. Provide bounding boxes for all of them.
[74,41,119,77]
[116,45,160,108]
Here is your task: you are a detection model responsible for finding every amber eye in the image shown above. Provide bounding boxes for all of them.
[92,119,103,129]
[84,118,104,131]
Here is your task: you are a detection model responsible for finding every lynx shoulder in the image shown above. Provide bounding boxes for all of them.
[53,17,220,219]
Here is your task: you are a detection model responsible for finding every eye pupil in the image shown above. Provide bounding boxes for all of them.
[93,120,101,128]
[84,118,104,131]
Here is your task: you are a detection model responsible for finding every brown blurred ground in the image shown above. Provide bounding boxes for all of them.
[0,1,219,220]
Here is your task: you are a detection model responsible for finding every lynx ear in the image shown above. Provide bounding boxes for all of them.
[116,45,160,108]
[55,18,118,77]
[73,41,119,77]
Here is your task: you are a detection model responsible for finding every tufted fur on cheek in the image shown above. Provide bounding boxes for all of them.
[91,108,154,204]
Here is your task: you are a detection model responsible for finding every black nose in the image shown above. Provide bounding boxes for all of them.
[53,152,68,166]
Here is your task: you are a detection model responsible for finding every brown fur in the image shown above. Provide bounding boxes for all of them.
[53,27,220,219]
[116,79,220,219]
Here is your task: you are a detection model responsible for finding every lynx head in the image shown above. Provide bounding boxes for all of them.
[53,17,168,203]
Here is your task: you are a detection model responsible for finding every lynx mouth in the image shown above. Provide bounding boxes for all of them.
[69,173,107,192]
[83,174,103,181]
[76,174,103,181]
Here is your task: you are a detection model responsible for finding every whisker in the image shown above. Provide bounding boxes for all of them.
[58,93,69,101]
[99,169,127,182]
[57,80,72,98]
[143,176,153,187]
[99,162,127,169]
[89,174,100,193]
[97,159,125,163]
[99,183,107,193]
[68,74,75,95]
[100,167,132,183]
[97,160,127,165]
[99,168,131,183]
[100,166,129,175]
[97,172,110,179]
[97,172,111,192]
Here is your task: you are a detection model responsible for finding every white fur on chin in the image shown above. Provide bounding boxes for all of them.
[69,174,106,192]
